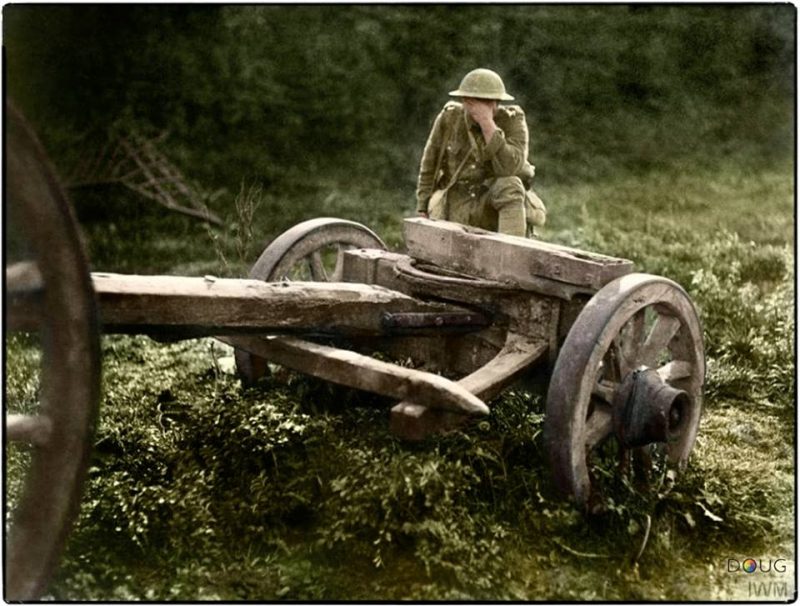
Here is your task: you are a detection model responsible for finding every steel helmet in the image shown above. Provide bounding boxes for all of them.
[449,68,514,101]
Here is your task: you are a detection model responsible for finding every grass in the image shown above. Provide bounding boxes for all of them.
[5,156,795,600]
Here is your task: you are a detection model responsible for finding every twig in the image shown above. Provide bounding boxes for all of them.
[65,126,223,226]
[553,538,609,559]
[633,514,652,564]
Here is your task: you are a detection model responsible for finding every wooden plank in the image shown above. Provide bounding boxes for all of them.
[456,333,548,399]
[224,335,490,416]
[90,272,470,337]
[389,332,549,440]
[403,218,633,291]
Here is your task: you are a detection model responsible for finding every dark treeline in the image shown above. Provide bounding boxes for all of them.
[4,4,795,194]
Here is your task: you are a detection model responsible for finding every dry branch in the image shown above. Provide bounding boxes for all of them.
[65,127,223,226]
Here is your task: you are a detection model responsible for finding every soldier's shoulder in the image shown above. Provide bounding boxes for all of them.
[434,101,462,127]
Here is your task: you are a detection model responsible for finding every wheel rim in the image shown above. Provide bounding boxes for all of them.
[250,217,386,282]
[545,273,705,511]
[235,218,386,384]
[5,103,101,599]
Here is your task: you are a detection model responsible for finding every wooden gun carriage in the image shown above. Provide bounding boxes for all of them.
[5,105,705,599]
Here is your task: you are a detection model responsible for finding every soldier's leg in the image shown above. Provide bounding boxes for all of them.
[445,188,472,225]
[484,176,526,237]
[448,185,497,231]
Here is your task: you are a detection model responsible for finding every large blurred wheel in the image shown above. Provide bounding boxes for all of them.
[5,103,101,599]
[234,218,386,385]
[544,273,704,512]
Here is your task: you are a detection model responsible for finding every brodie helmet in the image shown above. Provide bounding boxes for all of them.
[449,68,514,101]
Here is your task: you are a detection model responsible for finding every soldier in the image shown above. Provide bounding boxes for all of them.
[416,68,535,237]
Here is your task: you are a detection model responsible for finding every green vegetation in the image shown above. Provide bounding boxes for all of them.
[4,4,794,601]
[6,161,793,600]
[3,5,793,189]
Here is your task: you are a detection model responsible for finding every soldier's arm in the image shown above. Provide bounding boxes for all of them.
[484,106,529,177]
[415,109,447,213]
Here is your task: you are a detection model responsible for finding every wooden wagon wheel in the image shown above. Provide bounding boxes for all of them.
[234,218,386,384]
[544,273,704,513]
[5,103,101,600]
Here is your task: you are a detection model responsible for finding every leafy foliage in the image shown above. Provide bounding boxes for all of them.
[4,5,794,196]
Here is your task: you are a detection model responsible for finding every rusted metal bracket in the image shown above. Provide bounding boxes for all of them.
[380,310,489,333]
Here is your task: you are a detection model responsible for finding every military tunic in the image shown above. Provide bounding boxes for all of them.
[416,101,529,235]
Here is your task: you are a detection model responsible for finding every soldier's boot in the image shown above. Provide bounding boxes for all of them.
[487,176,526,237]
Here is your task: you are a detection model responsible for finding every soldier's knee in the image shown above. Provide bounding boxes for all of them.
[487,176,525,210]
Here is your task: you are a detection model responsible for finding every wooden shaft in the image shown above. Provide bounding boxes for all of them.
[224,335,490,416]
[86,273,477,337]
[389,332,549,440]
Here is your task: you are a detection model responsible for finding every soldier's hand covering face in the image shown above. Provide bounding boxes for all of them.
[463,97,498,127]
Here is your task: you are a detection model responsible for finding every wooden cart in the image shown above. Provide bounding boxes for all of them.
[5,104,705,600]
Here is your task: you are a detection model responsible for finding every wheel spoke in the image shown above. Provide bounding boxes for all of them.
[606,342,623,382]
[7,299,43,332]
[640,314,681,368]
[656,360,693,382]
[6,414,52,446]
[585,402,613,450]
[591,380,616,404]
[7,261,44,331]
[309,250,328,281]
[331,244,347,281]
[620,310,646,374]
[6,261,42,295]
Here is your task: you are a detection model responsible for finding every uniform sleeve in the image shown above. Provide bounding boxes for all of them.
[484,107,529,177]
[415,109,448,213]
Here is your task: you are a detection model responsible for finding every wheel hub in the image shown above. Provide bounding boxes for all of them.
[612,367,690,448]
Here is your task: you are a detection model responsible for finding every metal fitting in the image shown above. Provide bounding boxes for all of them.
[612,367,690,448]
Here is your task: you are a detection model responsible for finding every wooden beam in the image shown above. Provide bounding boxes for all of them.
[403,218,633,291]
[89,272,475,338]
[389,332,549,440]
[224,335,490,416]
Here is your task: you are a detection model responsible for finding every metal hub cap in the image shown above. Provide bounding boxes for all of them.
[612,367,691,448]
